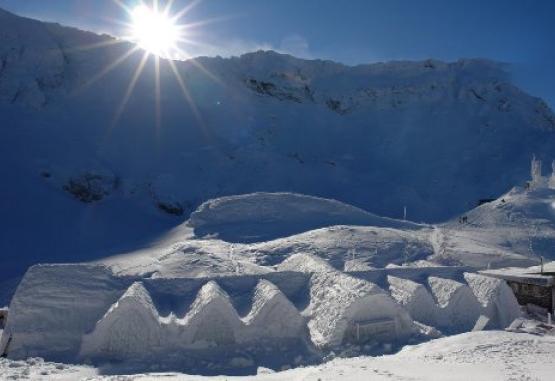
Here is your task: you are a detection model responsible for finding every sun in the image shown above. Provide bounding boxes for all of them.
[81,0,223,129]
[130,4,180,57]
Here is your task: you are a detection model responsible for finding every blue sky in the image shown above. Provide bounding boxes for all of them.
[1,0,554,106]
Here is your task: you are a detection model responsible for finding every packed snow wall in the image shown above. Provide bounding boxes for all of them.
[0,263,521,371]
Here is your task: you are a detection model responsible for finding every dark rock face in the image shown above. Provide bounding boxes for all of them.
[63,172,117,203]
[157,201,185,216]
[245,78,306,103]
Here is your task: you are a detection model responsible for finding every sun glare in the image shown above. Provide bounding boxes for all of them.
[81,0,221,129]
[130,5,179,57]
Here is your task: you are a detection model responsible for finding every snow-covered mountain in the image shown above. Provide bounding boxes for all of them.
[2,7,555,285]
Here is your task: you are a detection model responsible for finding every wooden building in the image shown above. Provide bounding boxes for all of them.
[480,267,555,314]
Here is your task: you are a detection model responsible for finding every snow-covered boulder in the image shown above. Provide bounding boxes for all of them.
[463,273,521,329]
[306,270,413,347]
[241,279,306,340]
[428,276,481,332]
[80,282,161,361]
[388,276,438,326]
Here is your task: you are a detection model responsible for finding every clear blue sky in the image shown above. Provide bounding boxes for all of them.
[1,0,554,106]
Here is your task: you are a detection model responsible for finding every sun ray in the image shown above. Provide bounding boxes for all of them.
[180,52,223,86]
[112,51,151,127]
[76,46,140,94]
[175,36,216,49]
[154,55,162,132]
[67,38,126,53]
[163,0,177,16]
[167,58,205,128]
[112,0,134,15]
[177,14,238,30]
[171,0,204,23]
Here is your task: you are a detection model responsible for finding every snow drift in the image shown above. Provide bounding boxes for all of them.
[188,192,419,242]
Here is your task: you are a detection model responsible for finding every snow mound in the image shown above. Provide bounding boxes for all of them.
[305,270,413,347]
[387,276,439,326]
[80,282,161,361]
[464,273,521,329]
[428,276,481,332]
[276,253,336,273]
[188,193,419,243]
[241,279,306,340]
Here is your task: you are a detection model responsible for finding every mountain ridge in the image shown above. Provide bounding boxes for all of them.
[2,8,555,285]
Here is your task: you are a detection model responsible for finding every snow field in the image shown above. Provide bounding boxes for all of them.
[2,331,555,380]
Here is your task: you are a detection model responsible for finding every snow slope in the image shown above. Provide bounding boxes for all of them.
[3,7,555,286]
[2,331,554,380]
[98,187,555,282]
[434,186,555,267]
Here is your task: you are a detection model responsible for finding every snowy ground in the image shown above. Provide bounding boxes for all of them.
[97,187,555,281]
[1,331,553,380]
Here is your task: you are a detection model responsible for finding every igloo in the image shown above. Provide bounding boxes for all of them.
[428,276,481,332]
[80,282,161,361]
[306,270,413,347]
[177,281,243,346]
[241,279,306,341]
[464,273,521,329]
[388,275,439,326]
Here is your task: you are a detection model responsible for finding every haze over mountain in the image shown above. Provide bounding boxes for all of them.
[1,7,555,283]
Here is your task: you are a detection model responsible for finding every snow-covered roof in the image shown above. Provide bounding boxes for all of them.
[479,265,555,287]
